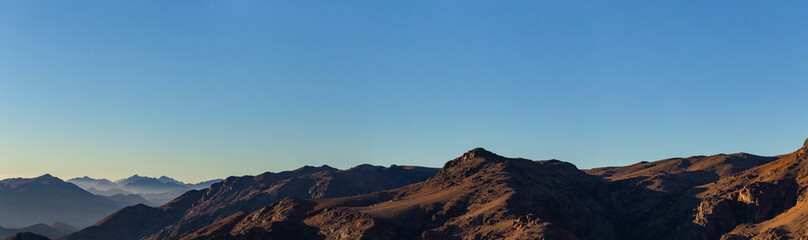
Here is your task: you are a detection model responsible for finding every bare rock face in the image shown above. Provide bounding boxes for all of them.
[694,197,741,237]
[737,179,799,221]
[695,138,808,240]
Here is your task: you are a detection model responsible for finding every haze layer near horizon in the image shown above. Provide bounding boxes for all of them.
[1,1,807,182]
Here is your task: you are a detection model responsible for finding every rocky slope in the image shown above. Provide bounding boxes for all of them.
[585,152,779,240]
[170,148,618,240]
[171,144,797,240]
[689,139,808,240]
[62,138,808,240]
[68,176,223,206]
[59,164,438,240]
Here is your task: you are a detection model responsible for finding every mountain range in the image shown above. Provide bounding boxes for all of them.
[0,174,147,231]
[0,223,76,240]
[67,175,222,205]
[4,232,51,240]
[60,164,439,240]
[8,138,808,239]
[158,140,808,240]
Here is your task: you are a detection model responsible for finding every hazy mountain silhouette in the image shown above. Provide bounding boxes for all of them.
[0,175,149,229]
[65,177,117,191]
[59,165,439,240]
[68,176,223,206]
[3,232,50,240]
[0,222,75,240]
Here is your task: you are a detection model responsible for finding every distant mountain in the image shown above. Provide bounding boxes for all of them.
[68,176,223,206]
[59,164,439,240]
[3,232,50,240]
[105,194,153,207]
[188,179,223,189]
[0,222,76,239]
[136,190,187,206]
[113,175,149,186]
[120,178,190,194]
[65,177,116,191]
[0,175,147,229]
[41,224,75,237]
[83,187,132,196]
[157,176,185,186]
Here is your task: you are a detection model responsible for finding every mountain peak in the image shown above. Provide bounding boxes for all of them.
[459,147,498,161]
[36,174,57,180]
[293,165,337,173]
[440,148,506,171]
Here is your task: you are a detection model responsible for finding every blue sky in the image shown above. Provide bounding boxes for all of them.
[1,1,806,182]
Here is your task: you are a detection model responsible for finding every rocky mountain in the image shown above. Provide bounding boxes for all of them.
[168,146,796,240]
[59,138,808,240]
[3,232,50,240]
[58,164,439,240]
[167,148,619,239]
[0,175,150,229]
[585,153,780,239]
[689,139,808,240]
[0,223,75,240]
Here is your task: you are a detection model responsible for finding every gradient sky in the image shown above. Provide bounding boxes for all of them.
[1,1,807,182]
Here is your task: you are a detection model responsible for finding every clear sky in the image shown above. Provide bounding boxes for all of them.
[1,1,806,182]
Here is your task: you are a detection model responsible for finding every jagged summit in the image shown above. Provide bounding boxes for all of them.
[800,137,808,154]
[441,147,505,171]
[36,174,56,179]
[293,165,337,173]
[460,147,497,159]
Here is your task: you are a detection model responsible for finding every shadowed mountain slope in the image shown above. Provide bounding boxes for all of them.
[690,139,808,240]
[0,175,146,229]
[59,164,438,240]
[0,223,75,240]
[3,232,50,240]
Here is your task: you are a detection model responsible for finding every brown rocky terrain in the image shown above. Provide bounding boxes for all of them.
[61,138,808,240]
[691,139,808,240]
[170,143,801,240]
[171,148,618,240]
[59,164,438,240]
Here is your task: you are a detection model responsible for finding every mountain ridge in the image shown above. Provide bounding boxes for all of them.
[53,138,808,239]
[59,164,439,240]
